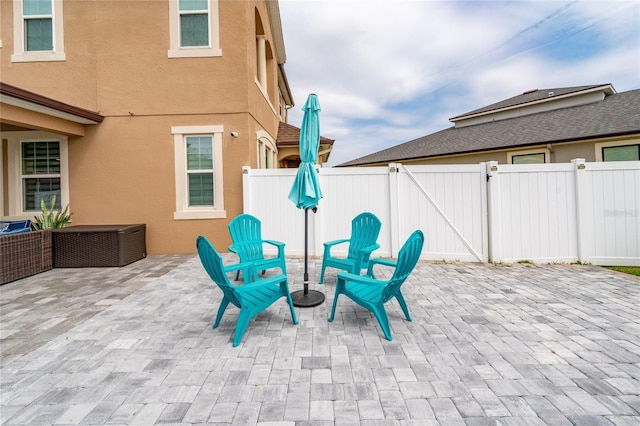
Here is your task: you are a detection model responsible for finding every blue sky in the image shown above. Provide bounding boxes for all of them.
[279,0,640,166]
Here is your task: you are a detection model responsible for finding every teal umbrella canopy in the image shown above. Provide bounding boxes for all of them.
[289,94,323,210]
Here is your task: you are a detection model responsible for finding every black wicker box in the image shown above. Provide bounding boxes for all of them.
[53,224,146,267]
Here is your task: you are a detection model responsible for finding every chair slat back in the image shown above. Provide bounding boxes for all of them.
[347,212,382,260]
[381,230,424,303]
[197,235,242,307]
[228,214,265,261]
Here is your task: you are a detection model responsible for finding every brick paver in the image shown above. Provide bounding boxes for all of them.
[1,254,639,425]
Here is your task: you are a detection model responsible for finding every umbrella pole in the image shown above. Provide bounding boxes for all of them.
[292,208,325,307]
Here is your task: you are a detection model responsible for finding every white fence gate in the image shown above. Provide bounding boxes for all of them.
[242,160,640,266]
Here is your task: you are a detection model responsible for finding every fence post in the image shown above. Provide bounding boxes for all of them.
[572,158,590,264]
[486,161,502,263]
[242,166,252,214]
[389,163,400,257]
[479,163,490,263]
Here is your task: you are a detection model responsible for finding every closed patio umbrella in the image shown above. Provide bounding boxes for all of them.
[288,93,325,307]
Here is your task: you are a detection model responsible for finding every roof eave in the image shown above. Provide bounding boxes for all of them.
[0,82,104,124]
[338,128,640,167]
[450,84,616,123]
[267,0,286,64]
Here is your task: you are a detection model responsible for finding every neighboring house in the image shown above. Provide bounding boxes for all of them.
[0,0,332,254]
[277,122,334,168]
[339,84,640,167]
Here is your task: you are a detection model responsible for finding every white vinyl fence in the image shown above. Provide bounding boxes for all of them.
[242,159,640,266]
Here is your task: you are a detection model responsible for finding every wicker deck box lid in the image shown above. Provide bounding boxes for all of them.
[52,224,146,267]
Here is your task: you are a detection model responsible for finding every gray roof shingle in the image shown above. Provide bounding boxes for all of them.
[338,87,640,167]
[450,84,612,120]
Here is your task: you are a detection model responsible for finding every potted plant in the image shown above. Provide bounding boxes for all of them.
[33,196,72,229]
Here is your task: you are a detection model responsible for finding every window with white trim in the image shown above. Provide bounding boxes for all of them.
[602,144,639,161]
[256,132,277,169]
[507,148,550,164]
[168,0,221,58]
[172,125,225,219]
[21,141,61,211]
[4,132,69,217]
[12,0,65,62]
[595,140,640,162]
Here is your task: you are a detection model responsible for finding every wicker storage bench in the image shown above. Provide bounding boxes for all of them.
[52,224,146,267]
[0,230,53,285]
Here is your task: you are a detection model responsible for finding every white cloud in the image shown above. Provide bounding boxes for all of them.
[279,0,640,166]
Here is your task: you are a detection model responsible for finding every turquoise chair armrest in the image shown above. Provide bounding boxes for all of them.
[263,239,284,248]
[263,239,286,257]
[323,238,349,249]
[356,243,380,256]
[337,271,385,286]
[223,260,254,273]
[322,239,350,265]
[223,260,258,282]
[238,273,288,290]
[366,256,396,276]
[228,244,240,254]
[353,243,381,272]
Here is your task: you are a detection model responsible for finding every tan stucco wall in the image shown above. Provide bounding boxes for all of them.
[1,1,284,254]
[69,114,256,254]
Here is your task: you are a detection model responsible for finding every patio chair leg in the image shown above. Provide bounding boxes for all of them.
[328,278,345,322]
[371,304,392,341]
[280,280,299,325]
[286,293,299,325]
[395,293,412,322]
[213,298,230,329]
[319,262,327,284]
[233,311,253,347]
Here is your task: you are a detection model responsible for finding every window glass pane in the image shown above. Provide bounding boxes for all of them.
[22,141,60,174]
[25,18,53,51]
[23,0,52,15]
[179,0,208,11]
[186,136,213,170]
[512,153,545,164]
[180,14,208,47]
[21,141,61,212]
[188,173,214,206]
[23,177,61,211]
[603,145,639,162]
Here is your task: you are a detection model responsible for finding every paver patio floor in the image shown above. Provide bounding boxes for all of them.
[1,254,639,425]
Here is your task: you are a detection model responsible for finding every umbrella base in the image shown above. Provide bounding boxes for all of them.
[291,289,325,308]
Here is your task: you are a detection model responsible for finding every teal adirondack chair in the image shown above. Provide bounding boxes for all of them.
[197,235,298,347]
[319,212,382,284]
[328,230,424,341]
[228,214,287,282]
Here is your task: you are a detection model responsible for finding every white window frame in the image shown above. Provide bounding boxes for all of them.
[173,125,225,220]
[168,0,221,58]
[12,0,65,62]
[507,148,550,164]
[595,140,640,162]
[4,131,69,218]
[256,131,277,169]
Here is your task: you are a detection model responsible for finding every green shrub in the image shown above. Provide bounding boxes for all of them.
[33,196,72,229]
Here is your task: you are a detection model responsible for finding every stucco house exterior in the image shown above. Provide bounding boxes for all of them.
[339,84,640,167]
[0,0,330,254]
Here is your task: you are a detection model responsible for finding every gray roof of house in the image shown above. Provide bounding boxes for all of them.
[450,84,612,120]
[338,87,640,167]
